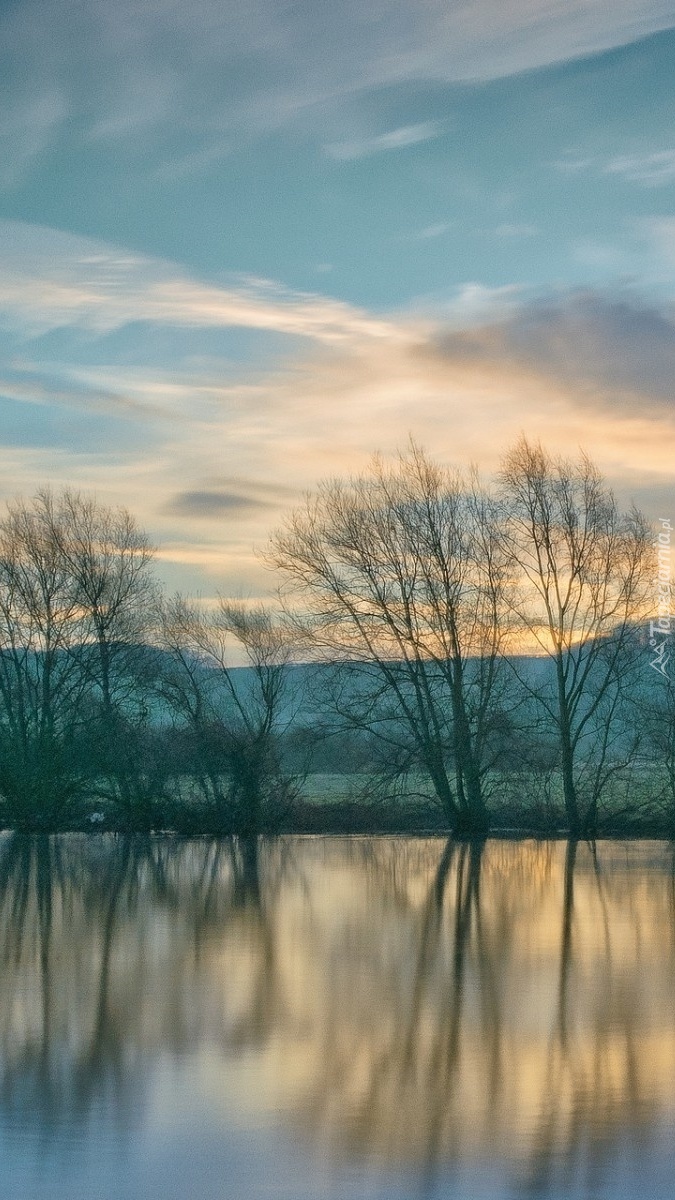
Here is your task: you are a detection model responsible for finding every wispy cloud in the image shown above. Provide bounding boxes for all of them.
[325,122,442,161]
[605,149,675,185]
[3,0,674,169]
[552,151,595,174]
[633,216,675,277]
[411,222,453,241]
[0,221,414,347]
[554,148,675,188]
[410,283,525,328]
[0,219,673,591]
[0,92,68,189]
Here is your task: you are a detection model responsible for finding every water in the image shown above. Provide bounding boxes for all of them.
[0,834,674,1199]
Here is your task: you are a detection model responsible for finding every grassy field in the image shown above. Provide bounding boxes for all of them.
[2,765,673,836]
[292,766,675,836]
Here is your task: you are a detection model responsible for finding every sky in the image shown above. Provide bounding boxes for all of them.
[2,0,675,595]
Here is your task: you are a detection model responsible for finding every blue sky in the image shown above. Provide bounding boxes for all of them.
[1,0,675,592]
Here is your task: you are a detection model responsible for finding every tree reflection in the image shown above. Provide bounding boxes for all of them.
[0,834,673,1196]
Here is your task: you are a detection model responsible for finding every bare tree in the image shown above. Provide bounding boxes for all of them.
[50,489,158,721]
[499,438,653,836]
[160,597,300,834]
[269,444,512,836]
[46,490,162,823]
[0,488,162,828]
[0,491,89,825]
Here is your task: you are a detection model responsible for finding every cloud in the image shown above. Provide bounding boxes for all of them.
[634,217,675,275]
[325,122,442,161]
[0,220,413,347]
[0,91,68,188]
[167,287,673,526]
[410,223,453,241]
[0,368,157,421]
[433,291,675,413]
[168,488,276,518]
[412,282,525,327]
[0,219,673,590]
[553,149,675,190]
[169,490,262,517]
[223,288,675,507]
[605,150,675,185]
[2,0,674,178]
[552,151,595,174]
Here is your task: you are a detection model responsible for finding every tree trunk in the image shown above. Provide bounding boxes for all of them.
[424,747,458,829]
[555,653,581,836]
[450,667,490,838]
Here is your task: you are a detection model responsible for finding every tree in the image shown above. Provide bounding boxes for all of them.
[269,445,512,836]
[160,597,299,834]
[51,489,157,721]
[0,488,161,828]
[639,669,675,823]
[499,438,652,836]
[0,491,89,826]
[47,490,162,823]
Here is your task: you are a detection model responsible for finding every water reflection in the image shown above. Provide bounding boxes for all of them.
[1,833,675,1198]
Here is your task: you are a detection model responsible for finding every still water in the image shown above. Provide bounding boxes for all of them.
[1,835,674,1199]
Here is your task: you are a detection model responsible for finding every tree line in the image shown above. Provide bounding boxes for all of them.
[0,438,670,837]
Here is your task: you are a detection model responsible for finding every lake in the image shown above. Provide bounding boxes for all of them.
[0,834,674,1199]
